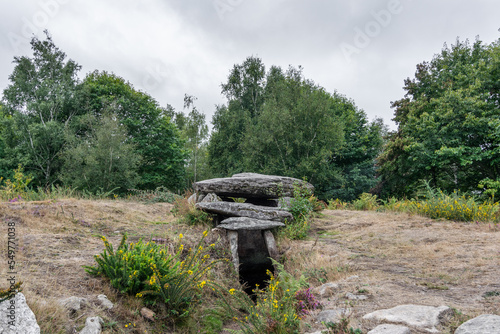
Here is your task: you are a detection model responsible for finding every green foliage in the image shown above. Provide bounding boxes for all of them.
[78,71,188,192]
[208,57,383,201]
[414,183,499,222]
[217,262,308,334]
[85,232,219,321]
[327,198,349,210]
[376,183,500,223]
[61,114,140,194]
[172,194,213,226]
[478,178,500,202]
[287,182,314,222]
[0,282,23,303]
[352,193,379,211]
[378,38,500,198]
[0,164,33,199]
[128,187,181,203]
[281,182,315,240]
[139,231,217,319]
[1,31,81,188]
[322,317,362,334]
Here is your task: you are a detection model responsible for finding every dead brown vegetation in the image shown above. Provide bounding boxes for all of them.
[1,201,499,333]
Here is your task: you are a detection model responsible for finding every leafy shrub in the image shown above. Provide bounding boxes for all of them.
[85,231,220,320]
[281,182,315,240]
[217,262,309,334]
[128,186,181,203]
[172,192,213,226]
[415,189,498,222]
[323,317,362,334]
[327,198,350,210]
[0,165,33,201]
[379,183,500,223]
[478,178,500,202]
[287,182,314,222]
[352,193,379,211]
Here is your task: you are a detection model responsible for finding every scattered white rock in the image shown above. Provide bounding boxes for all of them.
[0,293,40,334]
[79,316,103,334]
[346,292,368,300]
[455,314,500,334]
[96,295,113,310]
[363,304,451,333]
[313,282,340,298]
[59,296,88,312]
[316,308,350,324]
[368,324,411,334]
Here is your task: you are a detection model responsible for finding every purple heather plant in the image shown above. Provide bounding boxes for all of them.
[295,288,321,315]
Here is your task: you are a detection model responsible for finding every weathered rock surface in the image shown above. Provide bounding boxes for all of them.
[196,201,293,222]
[313,282,340,298]
[367,324,411,334]
[199,193,221,203]
[455,314,500,334]
[346,292,368,300]
[140,307,156,322]
[0,293,40,334]
[316,309,350,324]
[79,316,103,334]
[363,305,451,333]
[96,295,113,310]
[193,173,313,198]
[59,296,88,312]
[218,217,285,230]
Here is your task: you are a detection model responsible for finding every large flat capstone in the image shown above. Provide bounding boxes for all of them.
[218,217,285,230]
[193,173,313,198]
[196,201,293,222]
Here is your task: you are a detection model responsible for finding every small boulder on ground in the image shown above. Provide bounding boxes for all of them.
[367,324,411,334]
[0,293,40,334]
[455,314,500,334]
[59,296,88,312]
[316,308,350,324]
[79,316,103,334]
[313,282,340,298]
[363,304,451,333]
[96,295,113,310]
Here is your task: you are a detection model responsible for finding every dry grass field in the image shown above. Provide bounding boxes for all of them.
[1,200,499,333]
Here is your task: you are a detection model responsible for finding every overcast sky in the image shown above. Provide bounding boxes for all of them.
[1,0,499,131]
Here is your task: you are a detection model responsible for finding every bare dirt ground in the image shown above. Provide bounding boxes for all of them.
[295,210,500,333]
[1,200,499,333]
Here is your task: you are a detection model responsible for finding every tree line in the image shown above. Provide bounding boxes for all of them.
[1,32,499,201]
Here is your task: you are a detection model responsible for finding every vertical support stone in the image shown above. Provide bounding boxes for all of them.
[263,230,279,263]
[227,230,239,270]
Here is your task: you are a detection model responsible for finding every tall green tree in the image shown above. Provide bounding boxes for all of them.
[61,114,140,193]
[1,31,81,187]
[77,71,188,191]
[377,38,500,197]
[209,57,384,200]
[182,95,209,183]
